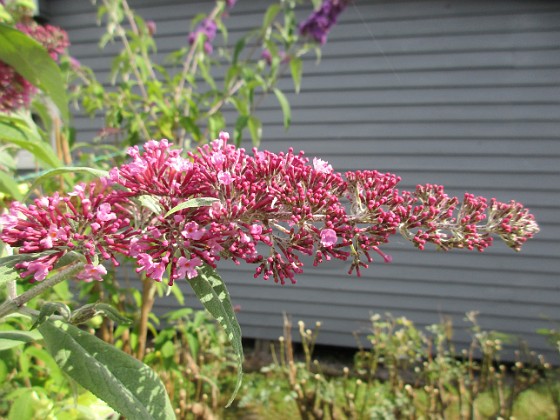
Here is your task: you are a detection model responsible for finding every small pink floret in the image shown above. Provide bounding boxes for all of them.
[96,203,117,222]
[76,263,107,282]
[176,256,202,279]
[313,157,333,174]
[320,228,337,247]
[22,261,50,282]
[217,171,234,185]
[182,221,205,240]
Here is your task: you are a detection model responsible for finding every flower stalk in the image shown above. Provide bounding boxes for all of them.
[0,261,85,319]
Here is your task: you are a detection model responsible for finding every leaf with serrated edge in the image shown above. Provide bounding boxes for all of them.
[188,265,243,407]
[164,197,218,218]
[39,320,174,419]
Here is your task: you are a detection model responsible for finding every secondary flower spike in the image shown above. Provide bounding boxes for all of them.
[1,132,539,285]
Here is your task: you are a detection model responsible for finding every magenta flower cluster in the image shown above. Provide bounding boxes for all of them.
[0,22,69,112]
[0,132,539,285]
[299,0,350,45]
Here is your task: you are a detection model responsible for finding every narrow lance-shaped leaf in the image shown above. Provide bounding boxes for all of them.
[290,57,303,94]
[0,23,69,121]
[247,115,263,147]
[262,4,282,35]
[164,197,219,218]
[27,166,109,196]
[188,265,243,407]
[0,330,42,351]
[0,170,23,201]
[39,320,175,420]
[0,116,63,169]
[273,88,291,129]
[234,115,249,147]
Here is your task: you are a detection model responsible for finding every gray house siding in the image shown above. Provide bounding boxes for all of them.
[47,0,560,360]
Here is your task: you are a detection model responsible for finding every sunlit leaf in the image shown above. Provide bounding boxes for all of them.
[39,320,174,420]
[247,116,262,147]
[273,88,291,129]
[0,115,62,169]
[0,23,69,121]
[0,171,23,201]
[0,330,42,350]
[164,197,218,218]
[27,166,108,194]
[290,57,303,94]
[188,265,243,407]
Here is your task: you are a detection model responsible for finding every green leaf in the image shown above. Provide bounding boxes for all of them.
[262,4,282,33]
[188,265,243,407]
[0,115,62,169]
[0,23,69,121]
[0,330,42,350]
[0,170,23,201]
[290,57,303,94]
[38,320,174,420]
[273,88,291,129]
[247,116,262,147]
[69,303,132,326]
[233,115,249,147]
[138,195,163,214]
[27,166,109,194]
[31,302,71,330]
[232,37,246,65]
[179,116,202,142]
[164,197,219,218]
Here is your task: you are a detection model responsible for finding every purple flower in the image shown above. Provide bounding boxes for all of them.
[299,0,349,45]
[188,18,218,54]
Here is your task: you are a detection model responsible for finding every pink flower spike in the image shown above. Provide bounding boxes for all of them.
[96,203,117,222]
[76,263,107,282]
[218,170,234,185]
[313,157,333,174]
[320,228,337,247]
[176,256,202,280]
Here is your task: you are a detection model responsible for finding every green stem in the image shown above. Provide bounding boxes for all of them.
[0,262,85,319]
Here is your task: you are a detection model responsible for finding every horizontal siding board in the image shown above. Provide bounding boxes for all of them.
[71,30,560,62]
[50,0,560,360]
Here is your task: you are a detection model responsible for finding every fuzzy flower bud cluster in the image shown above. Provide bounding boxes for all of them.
[0,132,539,285]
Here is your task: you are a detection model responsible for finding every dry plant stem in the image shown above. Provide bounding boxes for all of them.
[136,274,156,360]
[0,262,85,319]
[6,279,16,300]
